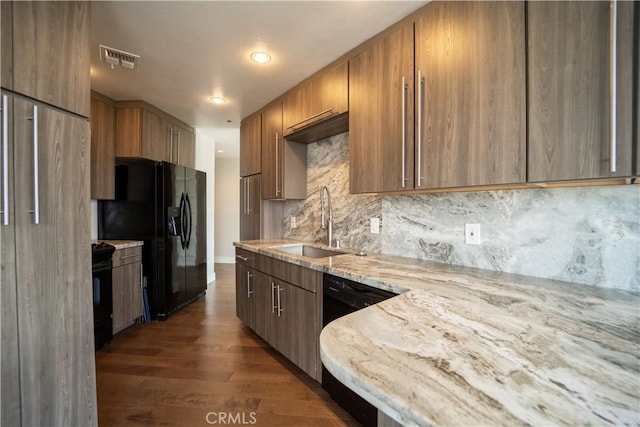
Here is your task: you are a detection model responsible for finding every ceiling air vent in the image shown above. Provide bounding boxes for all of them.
[99,45,140,70]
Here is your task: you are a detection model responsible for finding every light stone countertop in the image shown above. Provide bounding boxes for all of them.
[96,240,144,250]
[234,239,640,426]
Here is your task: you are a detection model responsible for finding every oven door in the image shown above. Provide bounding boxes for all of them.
[93,261,113,350]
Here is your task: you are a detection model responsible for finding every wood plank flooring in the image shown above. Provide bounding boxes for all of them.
[96,263,358,426]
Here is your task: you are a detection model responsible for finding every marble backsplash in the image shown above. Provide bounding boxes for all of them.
[283,132,640,291]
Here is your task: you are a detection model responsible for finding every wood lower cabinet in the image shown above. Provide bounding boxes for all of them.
[234,249,321,380]
[1,94,96,426]
[235,248,257,331]
[349,22,415,193]
[4,1,90,117]
[240,174,262,240]
[261,100,307,200]
[112,246,143,334]
[240,113,261,177]
[527,1,634,182]
[90,91,115,199]
[415,1,526,189]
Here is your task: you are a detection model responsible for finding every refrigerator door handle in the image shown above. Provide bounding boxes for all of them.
[178,193,186,249]
[185,193,193,249]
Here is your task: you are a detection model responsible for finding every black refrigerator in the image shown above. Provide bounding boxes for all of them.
[99,160,207,320]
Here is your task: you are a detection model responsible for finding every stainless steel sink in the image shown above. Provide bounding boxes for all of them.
[270,244,347,258]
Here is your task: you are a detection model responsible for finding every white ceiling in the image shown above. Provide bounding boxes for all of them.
[90,1,426,158]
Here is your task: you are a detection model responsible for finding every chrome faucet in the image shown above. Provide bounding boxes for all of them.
[320,186,334,247]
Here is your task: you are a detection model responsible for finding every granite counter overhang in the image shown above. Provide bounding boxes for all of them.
[234,239,640,426]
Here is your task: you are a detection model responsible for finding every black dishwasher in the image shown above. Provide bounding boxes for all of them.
[322,273,397,427]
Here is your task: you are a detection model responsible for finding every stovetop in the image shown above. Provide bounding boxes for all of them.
[91,242,115,265]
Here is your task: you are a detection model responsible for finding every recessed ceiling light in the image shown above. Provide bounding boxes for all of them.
[217,150,224,153]
[250,51,271,64]
[210,96,227,105]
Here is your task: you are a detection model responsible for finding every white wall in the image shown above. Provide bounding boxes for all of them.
[195,128,217,284]
[214,158,240,263]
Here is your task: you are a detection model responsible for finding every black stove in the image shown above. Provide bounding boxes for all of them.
[92,242,115,265]
[91,242,115,350]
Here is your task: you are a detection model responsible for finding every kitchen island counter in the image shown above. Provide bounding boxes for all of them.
[235,240,640,426]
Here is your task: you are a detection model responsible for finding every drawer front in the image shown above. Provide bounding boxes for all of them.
[255,255,321,294]
[235,248,257,269]
[112,246,142,267]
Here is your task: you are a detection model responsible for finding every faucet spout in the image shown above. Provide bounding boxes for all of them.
[320,186,334,247]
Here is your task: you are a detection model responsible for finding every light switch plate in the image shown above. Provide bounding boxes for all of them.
[290,216,297,229]
[465,223,481,245]
[370,218,380,234]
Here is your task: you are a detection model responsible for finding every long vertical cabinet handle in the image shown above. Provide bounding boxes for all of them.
[271,282,276,313]
[401,77,407,188]
[277,285,283,317]
[275,132,280,196]
[1,95,9,226]
[417,70,424,187]
[609,0,617,173]
[246,271,253,297]
[246,177,251,214]
[140,263,144,319]
[30,105,40,224]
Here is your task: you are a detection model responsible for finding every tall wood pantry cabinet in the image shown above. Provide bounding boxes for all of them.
[90,91,116,199]
[527,1,635,181]
[1,2,97,426]
[239,113,262,240]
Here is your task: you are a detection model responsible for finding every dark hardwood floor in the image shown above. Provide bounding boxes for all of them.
[96,263,357,426]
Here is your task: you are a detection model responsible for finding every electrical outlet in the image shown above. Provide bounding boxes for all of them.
[465,223,481,245]
[370,218,380,234]
[290,216,297,229]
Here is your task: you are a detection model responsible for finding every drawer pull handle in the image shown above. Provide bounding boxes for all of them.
[236,254,249,262]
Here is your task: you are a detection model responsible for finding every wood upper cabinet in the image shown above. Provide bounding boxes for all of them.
[116,105,170,162]
[7,1,90,117]
[528,1,634,182]
[349,23,415,193]
[283,62,348,143]
[261,100,307,200]
[116,101,195,167]
[240,113,261,177]
[1,1,13,90]
[112,246,143,334]
[240,174,262,240]
[90,91,115,200]
[415,1,526,189]
[171,124,195,168]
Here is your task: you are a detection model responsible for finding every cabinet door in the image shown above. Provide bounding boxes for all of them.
[112,264,126,333]
[261,101,283,199]
[253,271,276,343]
[240,113,261,176]
[278,282,317,379]
[528,1,634,181]
[142,109,170,162]
[90,93,115,199]
[283,62,348,136]
[349,23,414,193]
[175,125,195,168]
[1,2,13,90]
[415,1,526,189]
[239,175,262,240]
[11,2,90,117]
[13,98,96,425]
[0,94,20,426]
